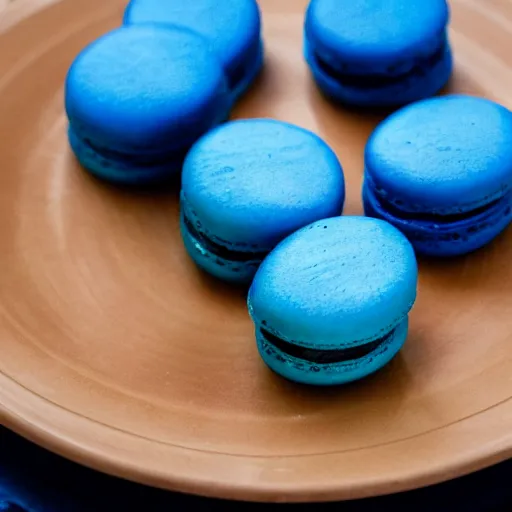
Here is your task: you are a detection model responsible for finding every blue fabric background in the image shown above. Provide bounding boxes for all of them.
[0,427,510,511]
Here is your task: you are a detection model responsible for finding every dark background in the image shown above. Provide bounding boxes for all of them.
[0,428,510,512]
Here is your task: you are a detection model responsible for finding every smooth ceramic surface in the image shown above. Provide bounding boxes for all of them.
[0,0,511,503]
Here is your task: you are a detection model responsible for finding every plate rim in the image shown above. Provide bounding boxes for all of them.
[2,370,511,502]
[0,0,511,503]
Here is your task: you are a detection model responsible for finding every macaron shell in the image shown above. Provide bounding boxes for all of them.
[124,0,261,91]
[248,216,417,348]
[68,127,182,185]
[363,182,512,257]
[65,25,230,153]
[257,318,408,386]
[365,95,512,214]
[305,0,449,72]
[180,211,259,284]
[305,39,452,107]
[229,41,264,100]
[181,119,345,249]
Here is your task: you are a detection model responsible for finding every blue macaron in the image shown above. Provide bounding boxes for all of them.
[180,119,345,284]
[363,95,512,257]
[124,0,263,102]
[65,25,230,185]
[304,0,452,107]
[248,216,418,386]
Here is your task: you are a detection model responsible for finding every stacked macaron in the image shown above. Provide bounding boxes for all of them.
[65,0,263,185]
[63,0,512,388]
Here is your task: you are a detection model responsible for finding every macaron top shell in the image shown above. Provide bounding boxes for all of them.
[365,95,512,214]
[181,119,345,250]
[124,0,261,87]
[65,25,228,154]
[248,216,417,349]
[305,0,449,73]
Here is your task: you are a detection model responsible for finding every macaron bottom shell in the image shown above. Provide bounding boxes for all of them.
[256,319,408,386]
[363,183,512,257]
[304,40,453,108]
[68,127,184,185]
[180,211,262,284]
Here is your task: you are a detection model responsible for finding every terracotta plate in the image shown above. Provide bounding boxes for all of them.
[0,0,511,503]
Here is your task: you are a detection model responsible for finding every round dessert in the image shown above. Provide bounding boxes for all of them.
[363,95,512,257]
[124,0,263,102]
[180,119,345,284]
[304,0,452,107]
[248,216,418,386]
[65,25,230,185]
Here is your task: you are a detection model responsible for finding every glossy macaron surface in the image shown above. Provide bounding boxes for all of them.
[248,216,418,348]
[124,0,262,95]
[181,119,345,252]
[365,95,512,214]
[65,25,229,155]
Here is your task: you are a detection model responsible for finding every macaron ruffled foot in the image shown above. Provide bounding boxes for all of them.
[248,217,418,386]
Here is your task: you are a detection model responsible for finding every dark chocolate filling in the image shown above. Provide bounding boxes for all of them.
[371,190,505,224]
[314,41,447,89]
[260,327,395,364]
[184,214,268,262]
